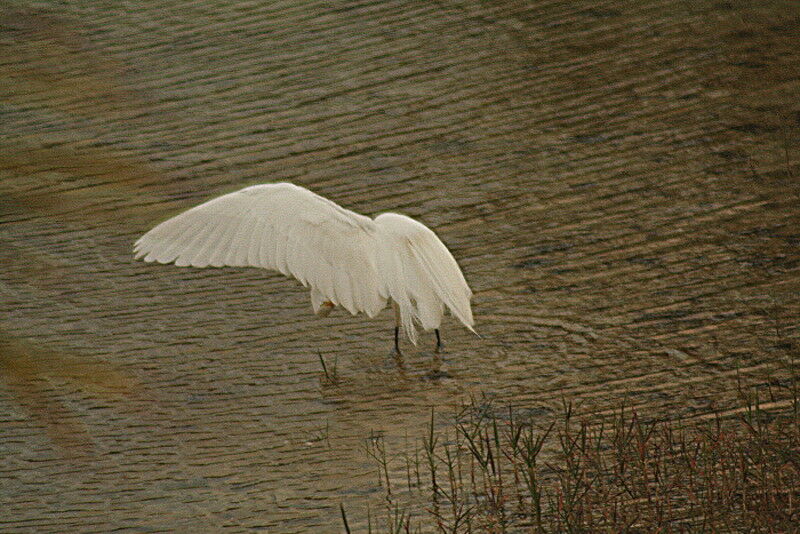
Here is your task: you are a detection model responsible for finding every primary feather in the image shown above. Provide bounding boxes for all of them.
[134,182,474,344]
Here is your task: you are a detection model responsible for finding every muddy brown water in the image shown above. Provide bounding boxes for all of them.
[1,0,799,531]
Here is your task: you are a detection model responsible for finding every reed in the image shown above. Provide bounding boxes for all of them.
[350,371,800,532]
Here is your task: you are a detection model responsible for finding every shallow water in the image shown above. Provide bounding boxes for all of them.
[1,0,799,531]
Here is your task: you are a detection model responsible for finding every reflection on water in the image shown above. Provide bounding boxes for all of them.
[1,0,798,531]
[0,332,140,453]
[0,3,142,117]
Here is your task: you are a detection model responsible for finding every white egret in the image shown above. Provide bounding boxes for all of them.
[133,183,475,353]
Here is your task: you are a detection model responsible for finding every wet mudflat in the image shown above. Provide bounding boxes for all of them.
[1,0,799,531]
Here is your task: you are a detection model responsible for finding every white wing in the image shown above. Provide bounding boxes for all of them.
[374,213,474,343]
[134,183,387,317]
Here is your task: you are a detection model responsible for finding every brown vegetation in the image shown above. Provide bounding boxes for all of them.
[352,365,800,533]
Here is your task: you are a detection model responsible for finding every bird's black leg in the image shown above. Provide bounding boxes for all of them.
[435,329,443,353]
[394,326,402,356]
[391,300,403,357]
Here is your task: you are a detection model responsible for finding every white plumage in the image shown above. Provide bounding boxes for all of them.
[134,183,475,349]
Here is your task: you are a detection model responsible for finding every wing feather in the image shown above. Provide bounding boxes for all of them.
[256,221,273,268]
[173,218,219,267]
[409,235,474,330]
[134,183,387,317]
[192,218,230,268]
[208,216,241,267]
[245,216,261,267]
[150,218,194,264]
[274,227,289,276]
[226,215,256,266]
[374,212,474,343]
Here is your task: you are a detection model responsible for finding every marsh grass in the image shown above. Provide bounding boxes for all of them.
[318,351,339,387]
[354,379,800,533]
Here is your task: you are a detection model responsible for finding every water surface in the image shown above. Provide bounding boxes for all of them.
[1,0,798,531]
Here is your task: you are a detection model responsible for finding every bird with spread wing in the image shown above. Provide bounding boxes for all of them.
[134,183,475,354]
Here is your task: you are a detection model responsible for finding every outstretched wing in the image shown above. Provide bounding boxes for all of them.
[134,183,387,317]
[374,212,474,344]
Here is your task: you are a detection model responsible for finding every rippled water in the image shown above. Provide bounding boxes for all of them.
[1,0,799,531]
